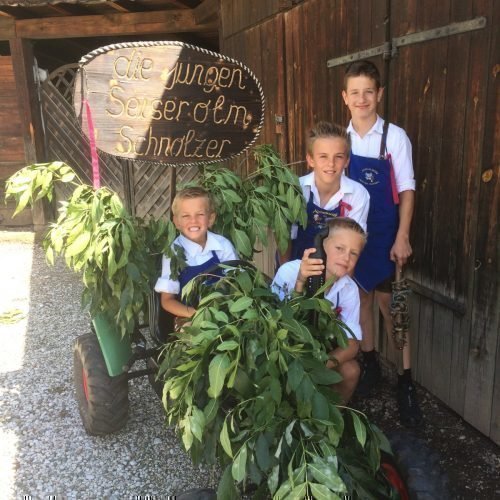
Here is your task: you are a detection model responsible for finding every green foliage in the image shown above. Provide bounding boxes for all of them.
[4,144,304,336]
[5,161,174,337]
[190,144,306,258]
[159,264,396,499]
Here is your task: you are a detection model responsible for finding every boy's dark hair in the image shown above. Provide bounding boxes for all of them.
[307,121,351,156]
[344,60,382,90]
[171,186,214,216]
[326,216,367,247]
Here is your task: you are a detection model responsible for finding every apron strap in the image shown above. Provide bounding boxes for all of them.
[379,120,399,205]
[379,119,390,159]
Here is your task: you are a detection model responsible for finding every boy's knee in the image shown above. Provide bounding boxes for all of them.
[340,359,361,383]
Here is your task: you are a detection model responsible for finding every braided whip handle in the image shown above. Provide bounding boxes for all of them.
[391,268,411,350]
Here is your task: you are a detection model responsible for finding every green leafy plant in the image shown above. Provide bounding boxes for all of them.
[5,161,174,336]
[189,144,307,258]
[4,145,306,336]
[160,264,397,499]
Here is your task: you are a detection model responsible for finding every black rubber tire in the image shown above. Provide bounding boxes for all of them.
[73,332,129,436]
[383,431,450,500]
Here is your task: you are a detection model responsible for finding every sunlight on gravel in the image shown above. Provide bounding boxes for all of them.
[0,232,219,499]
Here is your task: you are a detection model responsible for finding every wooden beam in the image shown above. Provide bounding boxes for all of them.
[194,0,219,24]
[14,9,217,39]
[106,1,131,14]
[9,38,51,228]
[46,4,74,16]
[0,17,14,40]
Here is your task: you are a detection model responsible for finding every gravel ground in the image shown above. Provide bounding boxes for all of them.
[0,231,218,499]
[0,231,498,499]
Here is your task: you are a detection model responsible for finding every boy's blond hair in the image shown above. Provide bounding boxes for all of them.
[306,121,351,157]
[326,217,367,248]
[171,186,215,216]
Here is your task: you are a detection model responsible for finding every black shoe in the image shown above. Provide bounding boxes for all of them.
[397,381,423,427]
[356,357,382,397]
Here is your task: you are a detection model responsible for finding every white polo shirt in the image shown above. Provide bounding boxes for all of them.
[291,172,370,239]
[347,115,416,193]
[154,231,238,295]
[272,259,362,340]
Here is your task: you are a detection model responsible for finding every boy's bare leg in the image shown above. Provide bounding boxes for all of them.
[359,289,375,352]
[333,360,360,404]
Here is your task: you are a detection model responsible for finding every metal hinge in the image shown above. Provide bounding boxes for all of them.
[327,16,486,68]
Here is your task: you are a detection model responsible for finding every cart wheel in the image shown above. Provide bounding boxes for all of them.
[73,332,129,436]
[382,431,450,500]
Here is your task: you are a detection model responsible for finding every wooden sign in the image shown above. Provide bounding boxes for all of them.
[73,41,265,166]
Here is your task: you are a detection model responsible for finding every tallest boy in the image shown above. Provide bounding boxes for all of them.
[342,60,422,426]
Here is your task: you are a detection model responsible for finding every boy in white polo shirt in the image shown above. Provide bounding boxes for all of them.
[155,187,238,320]
[342,59,422,426]
[273,217,367,404]
[283,122,370,263]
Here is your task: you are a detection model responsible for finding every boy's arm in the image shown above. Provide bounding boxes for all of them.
[160,292,195,318]
[327,339,359,368]
[390,189,414,268]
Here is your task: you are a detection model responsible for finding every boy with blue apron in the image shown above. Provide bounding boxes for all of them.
[342,58,421,427]
[285,122,370,264]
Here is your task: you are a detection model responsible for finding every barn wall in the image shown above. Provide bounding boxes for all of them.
[0,55,32,227]
[220,0,499,442]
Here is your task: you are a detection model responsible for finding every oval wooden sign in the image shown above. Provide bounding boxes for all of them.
[74,41,265,166]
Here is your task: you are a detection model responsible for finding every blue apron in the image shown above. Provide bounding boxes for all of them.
[178,250,220,305]
[348,123,399,292]
[291,192,342,260]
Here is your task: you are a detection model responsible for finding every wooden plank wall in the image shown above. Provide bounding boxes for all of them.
[220,2,290,275]
[0,55,32,227]
[220,0,499,442]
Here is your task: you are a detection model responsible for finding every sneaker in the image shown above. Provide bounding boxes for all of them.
[397,381,423,427]
[356,357,382,397]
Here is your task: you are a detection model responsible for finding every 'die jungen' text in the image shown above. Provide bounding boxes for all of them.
[112,49,247,94]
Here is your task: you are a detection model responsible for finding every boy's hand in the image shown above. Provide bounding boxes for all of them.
[297,248,325,283]
[390,233,412,268]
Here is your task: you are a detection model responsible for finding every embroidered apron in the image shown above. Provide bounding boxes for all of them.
[178,250,220,305]
[348,122,399,292]
[291,192,350,260]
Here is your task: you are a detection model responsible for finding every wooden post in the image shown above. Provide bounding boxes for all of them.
[9,38,51,231]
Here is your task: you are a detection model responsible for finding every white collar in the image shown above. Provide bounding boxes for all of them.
[347,115,384,137]
[302,171,354,195]
[177,231,222,255]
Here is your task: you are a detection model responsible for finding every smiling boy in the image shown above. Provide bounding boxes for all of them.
[342,60,422,426]
[286,122,370,263]
[154,187,238,319]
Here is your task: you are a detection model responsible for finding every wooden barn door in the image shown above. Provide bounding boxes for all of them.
[384,3,496,442]
[221,8,289,275]
[306,0,495,440]
[265,0,497,441]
